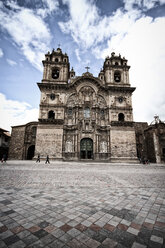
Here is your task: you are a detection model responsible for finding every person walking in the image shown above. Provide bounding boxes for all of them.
[36,154,40,163]
[1,154,7,163]
[45,155,50,164]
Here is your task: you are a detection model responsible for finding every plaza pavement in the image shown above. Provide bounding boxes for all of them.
[0,161,165,248]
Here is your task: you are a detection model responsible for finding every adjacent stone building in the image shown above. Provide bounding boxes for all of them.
[9,48,165,163]
[0,128,11,160]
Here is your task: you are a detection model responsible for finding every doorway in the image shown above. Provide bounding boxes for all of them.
[80,138,93,159]
[27,145,35,160]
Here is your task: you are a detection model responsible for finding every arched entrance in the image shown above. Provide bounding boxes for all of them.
[27,145,35,160]
[80,138,93,159]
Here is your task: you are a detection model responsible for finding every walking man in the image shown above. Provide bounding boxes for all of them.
[36,154,40,163]
[45,155,50,164]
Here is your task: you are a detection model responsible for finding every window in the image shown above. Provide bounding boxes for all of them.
[118,113,124,121]
[50,93,55,100]
[48,110,55,119]
[32,127,37,136]
[118,97,123,103]
[55,58,58,62]
[114,71,121,82]
[84,107,90,118]
[163,148,165,155]
[52,68,59,79]
[100,109,105,116]
[115,62,119,65]
[68,108,72,115]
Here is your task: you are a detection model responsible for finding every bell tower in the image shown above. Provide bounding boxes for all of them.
[99,52,138,162]
[103,52,130,86]
[42,47,70,83]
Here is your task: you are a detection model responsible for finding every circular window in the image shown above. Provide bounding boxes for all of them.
[50,93,55,100]
[118,97,123,103]
[52,68,59,79]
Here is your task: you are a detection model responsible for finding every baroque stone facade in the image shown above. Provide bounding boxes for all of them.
[9,48,165,163]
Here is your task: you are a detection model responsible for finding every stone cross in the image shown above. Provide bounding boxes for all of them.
[85,66,90,72]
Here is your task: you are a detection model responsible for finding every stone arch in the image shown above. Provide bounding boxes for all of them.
[48,110,55,119]
[27,145,35,160]
[118,113,125,121]
[80,138,93,159]
[114,70,121,82]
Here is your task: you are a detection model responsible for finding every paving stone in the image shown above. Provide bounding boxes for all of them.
[33,229,48,239]
[68,238,88,248]
[67,227,81,237]
[131,241,147,248]
[102,238,118,247]
[59,233,72,243]
[23,234,39,245]
[8,240,26,248]
[75,223,88,232]
[0,162,165,248]
[60,223,72,232]
[150,235,163,244]
[48,239,65,248]
[127,227,139,235]
[3,234,20,246]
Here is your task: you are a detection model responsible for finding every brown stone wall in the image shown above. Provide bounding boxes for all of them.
[8,126,26,160]
[110,127,137,162]
[35,124,63,159]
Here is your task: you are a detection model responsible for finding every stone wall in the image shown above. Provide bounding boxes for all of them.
[35,124,63,159]
[110,127,137,162]
[9,126,26,160]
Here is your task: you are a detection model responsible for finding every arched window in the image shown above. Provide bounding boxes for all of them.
[68,108,72,116]
[52,68,59,79]
[32,127,37,136]
[48,110,55,119]
[114,71,121,82]
[55,58,58,62]
[118,113,125,121]
[84,107,90,118]
[115,62,118,65]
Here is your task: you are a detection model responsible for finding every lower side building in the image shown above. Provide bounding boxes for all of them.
[8,119,165,163]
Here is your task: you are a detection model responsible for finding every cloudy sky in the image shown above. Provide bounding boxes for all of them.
[0,0,165,131]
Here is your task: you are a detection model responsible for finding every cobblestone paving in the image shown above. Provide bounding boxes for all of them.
[0,161,165,248]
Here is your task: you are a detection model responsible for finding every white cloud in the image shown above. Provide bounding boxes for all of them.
[0,93,38,132]
[124,0,165,11]
[37,0,59,18]
[58,0,141,49]
[6,59,17,66]
[0,48,3,58]
[75,49,81,61]
[97,17,165,123]
[59,0,165,123]
[0,1,52,71]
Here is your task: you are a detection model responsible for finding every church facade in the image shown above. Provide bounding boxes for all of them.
[9,48,165,163]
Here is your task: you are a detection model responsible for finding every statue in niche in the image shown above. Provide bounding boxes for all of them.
[97,95,106,108]
[100,141,107,153]
[67,94,77,107]
[65,140,73,153]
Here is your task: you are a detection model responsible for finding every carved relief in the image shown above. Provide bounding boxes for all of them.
[65,140,73,152]
[100,141,108,153]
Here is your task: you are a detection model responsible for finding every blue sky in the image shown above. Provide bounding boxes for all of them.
[0,0,165,131]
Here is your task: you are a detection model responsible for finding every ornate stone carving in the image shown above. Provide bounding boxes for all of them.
[100,141,108,153]
[65,140,73,152]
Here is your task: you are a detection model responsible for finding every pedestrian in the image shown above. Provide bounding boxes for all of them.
[1,154,7,163]
[36,154,40,163]
[45,155,50,164]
